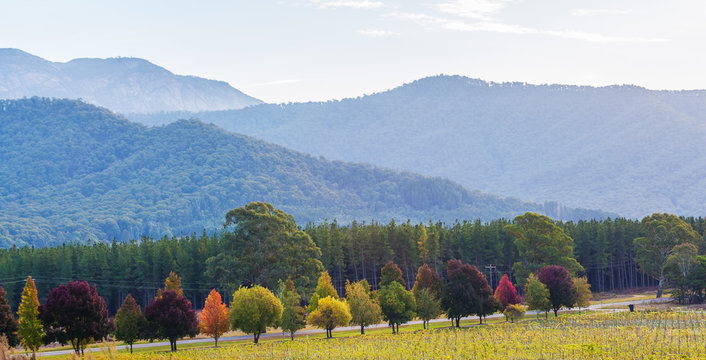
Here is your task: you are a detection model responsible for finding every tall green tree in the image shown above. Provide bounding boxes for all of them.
[114,294,146,353]
[377,281,415,334]
[634,213,702,298]
[230,286,283,344]
[415,288,442,329]
[345,280,381,335]
[506,212,584,285]
[280,278,306,340]
[17,276,43,360]
[206,202,324,296]
[524,273,551,319]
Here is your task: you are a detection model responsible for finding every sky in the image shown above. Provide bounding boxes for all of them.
[1,0,705,103]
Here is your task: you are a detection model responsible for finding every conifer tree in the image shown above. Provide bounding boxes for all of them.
[114,294,146,353]
[280,278,306,340]
[17,276,43,360]
[199,289,230,347]
[307,271,338,313]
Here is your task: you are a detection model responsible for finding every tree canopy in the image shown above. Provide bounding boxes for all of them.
[229,285,283,344]
[199,289,230,347]
[377,281,416,334]
[345,280,381,335]
[536,266,577,317]
[306,296,351,338]
[114,294,146,353]
[144,290,198,352]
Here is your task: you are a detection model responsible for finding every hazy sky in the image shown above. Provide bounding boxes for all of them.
[2,0,705,103]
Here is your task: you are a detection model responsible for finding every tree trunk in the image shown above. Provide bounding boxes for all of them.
[361,324,365,334]
[656,273,664,298]
[455,317,460,328]
[554,308,558,317]
[290,331,295,340]
[254,332,260,344]
[130,343,133,353]
[215,336,219,348]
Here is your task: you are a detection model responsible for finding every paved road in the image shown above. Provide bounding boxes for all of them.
[35,297,672,357]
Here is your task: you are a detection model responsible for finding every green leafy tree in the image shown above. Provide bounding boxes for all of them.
[307,271,338,313]
[306,296,351,338]
[207,203,324,297]
[414,288,442,329]
[573,277,592,314]
[114,294,146,353]
[345,280,381,334]
[376,281,416,334]
[634,213,702,298]
[17,277,43,359]
[524,273,551,319]
[230,285,283,344]
[506,212,584,285]
[280,278,306,340]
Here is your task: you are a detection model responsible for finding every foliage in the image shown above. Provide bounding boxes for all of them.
[536,266,577,317]
[380,261,405,288]
[279,278,306,340]
[345,280,381,334]
[229,286,283,344]
[494,274,521,312]
[411,263,442,299]
[156,271,183,298]
[307,271,338,313]
[634,213,702,298]
[114,294,146,353]
[441,259,497,325]
[306,296,352,338]
[199,289,230,347]
[206,202,324,297]
[414,288,442,329]
[503,304,527,323]
[144,290,198,352]
[17,276,42,358]
[0,286,18,347]
[524,273,551,319]
[573,277,592,312]
[376,281,416,333]
[506,212,584,285]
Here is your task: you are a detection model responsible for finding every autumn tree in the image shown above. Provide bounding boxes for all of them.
[307,296,351,338]
[506,212,584,285]
[156,271,183,298]
[200,289,230,347]
[0,286,18,347]
[573,277,592,314]
[39,281,111,355]
[380,261,405,288]
[280,278,306,340]
[345,280,381,335]
[415,288,442,329]
[468,263,498,324]
[17,277,42,359]
[537,265,576,317]
[524,273,551,319]
[144,290,198,352]
[114,294,146,353]
[411,263,442,299]
[634,213,702,298]
[206,202,324,296]
[377,281,416,334]
[307,271,338,313]
[494,274,521,313]
[230,286,283,344]
[503,304,527,323]
[441,260,474,327]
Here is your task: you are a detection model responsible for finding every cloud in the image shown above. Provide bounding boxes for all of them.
[358,29,398,37]
[311,0,384,9]
[254,79,301,87]
[572,9,636,16]
[436,0,512,20]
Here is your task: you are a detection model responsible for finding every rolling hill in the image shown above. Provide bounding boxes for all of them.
[0,98,608,247]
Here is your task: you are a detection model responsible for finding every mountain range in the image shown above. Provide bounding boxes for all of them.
[0,98,607,247]
[0,48,261,113]
[129,75,706,218]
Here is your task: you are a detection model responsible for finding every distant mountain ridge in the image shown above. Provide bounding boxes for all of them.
[0,98,609,247]
[0,48,261,113]
[128,75,706,218]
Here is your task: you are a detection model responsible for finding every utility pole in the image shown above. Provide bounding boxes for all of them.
[485,264,496,290]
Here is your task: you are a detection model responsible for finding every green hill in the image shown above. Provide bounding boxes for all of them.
[0,98,608,247]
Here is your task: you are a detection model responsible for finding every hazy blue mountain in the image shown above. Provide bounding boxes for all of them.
[0,98,609,247]
[0,48,261,113]
[130,75,706,218]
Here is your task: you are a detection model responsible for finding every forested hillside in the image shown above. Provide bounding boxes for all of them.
[131,76,706,217]
[0,48,261,112]
[0,98,607,247]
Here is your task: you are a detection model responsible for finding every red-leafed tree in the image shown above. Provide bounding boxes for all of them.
[38,281,111,355]
[144,290,198,352]
[494,274,521,312]
[537,265,577,317]
[199,289,230,347]
[467,264,498,324]
[441,260,498,326]
[0,286,18,347]
[411,263,442,299]
[380,261,405,287]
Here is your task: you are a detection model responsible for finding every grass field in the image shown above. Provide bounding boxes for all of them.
[48,310,706,360]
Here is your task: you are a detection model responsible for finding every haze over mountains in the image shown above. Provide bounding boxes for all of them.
[130,76,706,218]
[0,98,607,247]
[0,49,261,113]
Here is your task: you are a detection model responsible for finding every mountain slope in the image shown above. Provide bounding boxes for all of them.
[131,75,706,218]
[0,98,608,247]
[0,48,261,113]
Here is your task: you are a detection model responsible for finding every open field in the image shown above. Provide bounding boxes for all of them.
[37,310,706,360]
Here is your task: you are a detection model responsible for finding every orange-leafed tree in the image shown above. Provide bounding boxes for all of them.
[494,274,521,313]
[199,289,230,347]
